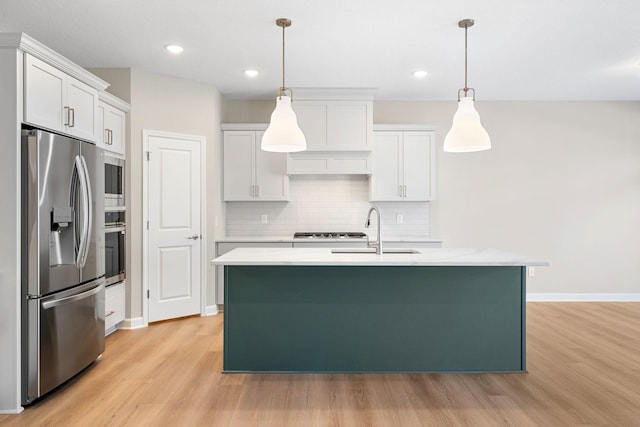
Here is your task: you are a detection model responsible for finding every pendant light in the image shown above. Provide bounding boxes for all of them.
[261,18,307,152]
[443,19,491,153]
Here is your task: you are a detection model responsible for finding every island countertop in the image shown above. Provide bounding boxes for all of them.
[211,247,549,267]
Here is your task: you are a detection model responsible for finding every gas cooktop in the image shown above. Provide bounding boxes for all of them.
[293,232,367,239]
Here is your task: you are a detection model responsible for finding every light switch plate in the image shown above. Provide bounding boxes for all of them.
[261,214,268,224]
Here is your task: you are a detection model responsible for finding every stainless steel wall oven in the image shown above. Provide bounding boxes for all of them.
[105,209,126,286]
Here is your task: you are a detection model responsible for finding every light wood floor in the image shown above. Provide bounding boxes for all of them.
[2,303,639,426]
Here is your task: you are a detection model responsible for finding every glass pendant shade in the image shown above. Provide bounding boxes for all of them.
[262,95,307,152]
[443,96,491,152]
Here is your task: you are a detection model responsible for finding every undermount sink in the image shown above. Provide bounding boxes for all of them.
[331,248,421,254]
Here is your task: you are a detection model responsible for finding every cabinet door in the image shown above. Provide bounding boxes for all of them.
[96,101,107,150]
[255,131,289,200]
[66,77,98,142]
[24,54,65,133]
[370,132,403,201]
[294,102,327,150]
[223,131,255,201]
[402,132,434,201]
[105,282,125,334]
[105,106,126,155]
[326,101,371,150]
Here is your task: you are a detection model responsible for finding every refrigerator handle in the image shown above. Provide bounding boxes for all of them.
[79,155,93,267]
[73,156,89,268]
[41,283,103,310]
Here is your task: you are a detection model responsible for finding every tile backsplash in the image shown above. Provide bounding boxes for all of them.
[225,175,430,238]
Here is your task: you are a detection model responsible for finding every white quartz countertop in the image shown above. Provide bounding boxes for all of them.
[211,247,549,267]
[215,236,444,243]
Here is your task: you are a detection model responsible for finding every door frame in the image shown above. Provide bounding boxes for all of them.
[142,129,207,326]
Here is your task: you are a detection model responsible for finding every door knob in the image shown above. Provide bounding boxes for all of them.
[187,234,200,240]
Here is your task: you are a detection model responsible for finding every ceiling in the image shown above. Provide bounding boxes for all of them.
[1,0,639,101]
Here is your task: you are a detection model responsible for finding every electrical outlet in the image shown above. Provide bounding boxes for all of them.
[528,267,535,277]
[261,214,268,224]
[396,214,404,224]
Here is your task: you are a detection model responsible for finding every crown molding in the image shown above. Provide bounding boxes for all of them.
[99,91,130,112]
[0,32,109,91]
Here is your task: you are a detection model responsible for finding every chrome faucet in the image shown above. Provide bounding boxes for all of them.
[365,206,383,254]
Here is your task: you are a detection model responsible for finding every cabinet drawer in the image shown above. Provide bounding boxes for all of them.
[105,282,125,334]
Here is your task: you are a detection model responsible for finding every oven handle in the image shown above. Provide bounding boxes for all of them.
[42,284,103,310]
[105,226,126,233]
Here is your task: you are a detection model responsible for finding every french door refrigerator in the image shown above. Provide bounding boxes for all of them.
[21,129,105,405]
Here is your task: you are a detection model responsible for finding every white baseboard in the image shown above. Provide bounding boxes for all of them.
[120,317,146,329]
[527,293,640,302]
[203,305,219,316]
[0,407,24,414]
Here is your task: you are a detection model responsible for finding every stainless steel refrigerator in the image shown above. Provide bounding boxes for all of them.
[21,129,105,405]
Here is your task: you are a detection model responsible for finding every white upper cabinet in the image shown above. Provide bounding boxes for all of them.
[97,92,128,155]
[294,100,373,151]
[370,126,436,202]
[24,54,99,142]
[223,128,289,201]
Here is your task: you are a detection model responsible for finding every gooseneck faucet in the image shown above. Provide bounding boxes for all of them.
[365,206,383,254]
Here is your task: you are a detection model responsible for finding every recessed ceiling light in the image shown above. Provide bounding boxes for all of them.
[412,70,428,78]
[165,44,184,54]
[244,69,259,77]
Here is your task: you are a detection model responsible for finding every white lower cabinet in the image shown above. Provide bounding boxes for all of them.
[105,282,125,335]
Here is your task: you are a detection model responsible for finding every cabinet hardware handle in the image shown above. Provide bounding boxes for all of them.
[404,185,407,198]
[68,107,75,127]
[105,129,109,145]
[109,129,113,145]
[64,106,70,126]
[106,310,115,317]
[399,186,402,197]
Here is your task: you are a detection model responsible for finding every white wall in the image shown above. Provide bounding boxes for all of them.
[92,68,223,319]
[0,48,23,413]
[374,101,640,295]
[225,100,640,295]
[129,69,223,317]
[227,175,430,237]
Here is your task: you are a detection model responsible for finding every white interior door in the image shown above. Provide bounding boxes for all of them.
[146,131,203,323]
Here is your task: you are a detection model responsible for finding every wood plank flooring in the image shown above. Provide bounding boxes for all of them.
[2,303,639,426]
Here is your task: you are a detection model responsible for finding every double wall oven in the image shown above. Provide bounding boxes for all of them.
[104,155,126,287]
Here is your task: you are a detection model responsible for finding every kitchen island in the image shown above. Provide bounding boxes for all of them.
[212,248,548,373]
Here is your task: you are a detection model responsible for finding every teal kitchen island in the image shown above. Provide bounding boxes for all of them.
[212,248,548,374]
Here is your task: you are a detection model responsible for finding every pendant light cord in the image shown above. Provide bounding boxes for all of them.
[456,19,475,101]
[464,24,468,95]
[281,22,286,96]
[275,18,293,100]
